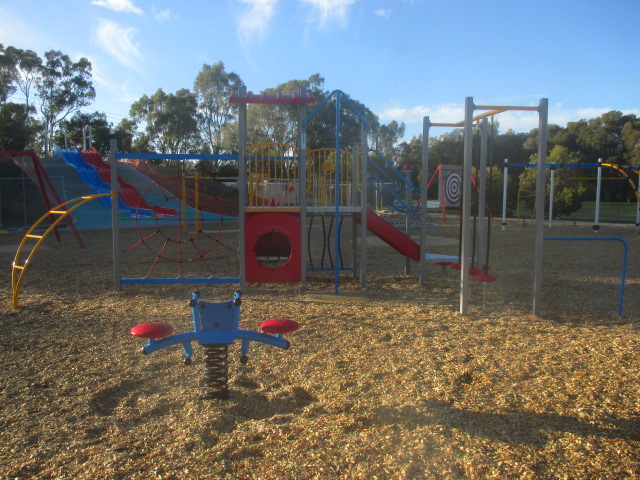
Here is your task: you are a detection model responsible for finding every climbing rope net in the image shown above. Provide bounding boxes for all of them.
[120,175,239,282]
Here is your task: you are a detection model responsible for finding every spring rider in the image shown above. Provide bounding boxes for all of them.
[130,290,300,399]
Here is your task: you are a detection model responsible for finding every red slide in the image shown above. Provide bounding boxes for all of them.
[355,208,420,262]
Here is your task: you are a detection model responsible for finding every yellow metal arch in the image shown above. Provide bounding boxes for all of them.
[602,163,640,201]
[11,193,113,309]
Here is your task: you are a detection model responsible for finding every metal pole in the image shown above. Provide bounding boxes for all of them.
[532,98,549,316]
[460,97,475,315]
[360,123,368,289]
[501,159,508,231]
[110,139,121,291]
[334,93,341,295]
[419,117,431,286]
[21,169,28,228]
[549,166,555,228]
[593,158,602,232]
[299,88,308,290]
[351,146,358,279]
[476,118,488,271]
[237,86,247,288]
[404,165,412,275]
[636,171,640,229]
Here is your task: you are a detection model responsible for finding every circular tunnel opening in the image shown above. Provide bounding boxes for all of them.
[254,231,292,269]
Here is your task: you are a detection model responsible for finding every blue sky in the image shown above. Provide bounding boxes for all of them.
[1,0,638,140]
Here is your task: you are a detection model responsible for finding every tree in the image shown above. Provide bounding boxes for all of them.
[0,46,42,149]
[129,88,200,156]
[113,118,135,153]
[0,102,39,149]
[194,62,242,161]
[245,74,326,147]
[0,44,16,103]
[519,145,590,217]
[36,50,95,154]
[371,120,405,162]
[621,118,640,165]
[55,111,114,155]
[395,135,423,186]
[428,129,464,168]
[3,47,41,119]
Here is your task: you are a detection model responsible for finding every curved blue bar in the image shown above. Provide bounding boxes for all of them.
[544,236,628,316]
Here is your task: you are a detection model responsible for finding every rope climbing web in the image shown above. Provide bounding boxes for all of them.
[120,175,239,283]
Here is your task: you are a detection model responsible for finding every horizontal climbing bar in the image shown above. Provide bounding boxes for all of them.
[120,277,241,285]
[229,90,316,105]
[475,105,540,112]
[115,153,238,161]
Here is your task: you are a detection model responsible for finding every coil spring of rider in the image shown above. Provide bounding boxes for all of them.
[201,344,229,399]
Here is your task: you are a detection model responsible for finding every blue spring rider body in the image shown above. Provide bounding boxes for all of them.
[130,291,299,399]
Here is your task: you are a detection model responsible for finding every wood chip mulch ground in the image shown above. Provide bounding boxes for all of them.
[1,219,639,479]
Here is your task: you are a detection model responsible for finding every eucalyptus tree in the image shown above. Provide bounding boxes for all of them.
[0,44,14,103]
[0,45,42,148]
[245,74,326,147]
[129,88,200,156]
[2,46,41,118]
[371,119,405,161]
[36,50,95,154]
[194,62,242,155]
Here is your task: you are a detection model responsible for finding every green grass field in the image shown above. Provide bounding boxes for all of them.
[434,201,639,226]
[570,201,639,224]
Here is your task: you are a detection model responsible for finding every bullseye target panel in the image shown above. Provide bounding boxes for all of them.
[245,213,301,282]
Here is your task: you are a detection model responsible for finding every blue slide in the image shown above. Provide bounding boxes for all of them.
[53,147,154,217]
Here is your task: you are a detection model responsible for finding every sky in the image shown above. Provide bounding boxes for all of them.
[1,0,639,141]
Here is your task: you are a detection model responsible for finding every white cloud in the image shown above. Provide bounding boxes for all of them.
[153,8,173,21]
[378,101,640,138]
[235,0,278,46]
[95,19,143,70]
[379,103,464,127]
[374,8,392,18]
[300,0,358,31]
[91,0,143,15]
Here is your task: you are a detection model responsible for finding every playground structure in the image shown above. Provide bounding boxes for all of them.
[15,92,625,318]
[130,290,299,399]
[105,88,445,295]
[424,98,550,315]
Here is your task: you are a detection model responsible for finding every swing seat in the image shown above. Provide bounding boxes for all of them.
[260,318,300,335]
[435,261,451,274]
[474,273,497,283]
[130,322,174,339]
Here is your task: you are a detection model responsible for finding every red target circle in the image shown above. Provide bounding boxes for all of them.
[445,171,462,206]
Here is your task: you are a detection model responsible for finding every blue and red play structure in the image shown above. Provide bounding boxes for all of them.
[130,290,299,399]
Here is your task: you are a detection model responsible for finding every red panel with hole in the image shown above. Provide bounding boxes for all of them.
[245,213,301,282]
